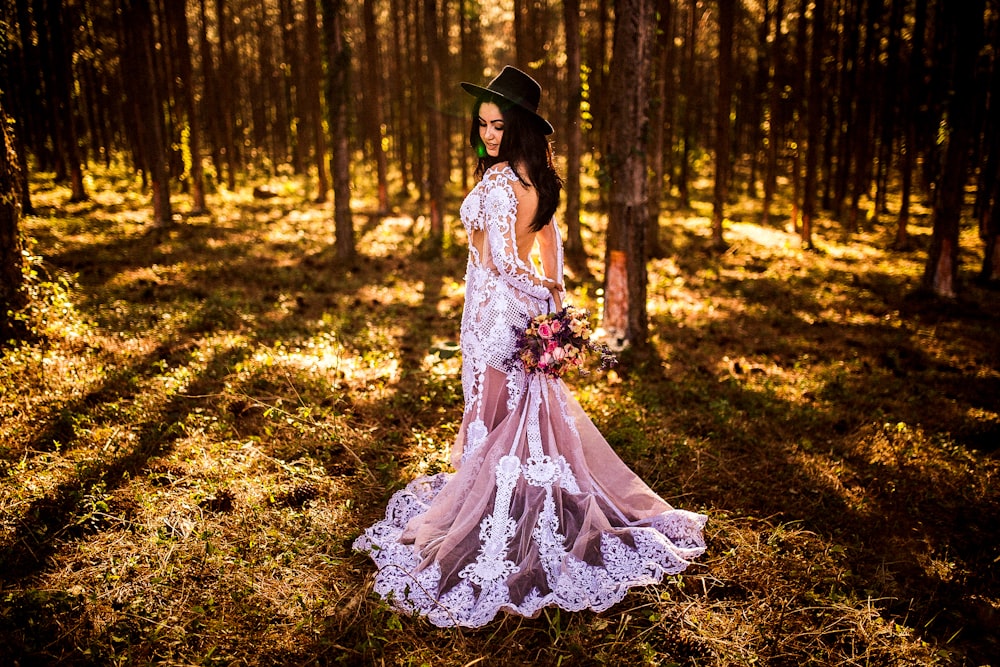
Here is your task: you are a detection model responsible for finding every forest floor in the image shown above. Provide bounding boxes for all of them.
[1,167,998,666]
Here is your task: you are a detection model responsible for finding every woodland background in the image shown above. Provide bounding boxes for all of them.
[1,0,998,665]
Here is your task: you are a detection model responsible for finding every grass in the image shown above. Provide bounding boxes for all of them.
[1,166,997,666]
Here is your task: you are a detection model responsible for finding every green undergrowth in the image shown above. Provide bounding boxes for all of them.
[1,168,997,666]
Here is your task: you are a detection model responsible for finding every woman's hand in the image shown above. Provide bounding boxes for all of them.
[545,279,564,311]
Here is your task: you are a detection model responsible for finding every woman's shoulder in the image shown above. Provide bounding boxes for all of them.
[483,162,517,181]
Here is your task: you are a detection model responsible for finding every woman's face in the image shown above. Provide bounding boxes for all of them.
[478,102,504,157]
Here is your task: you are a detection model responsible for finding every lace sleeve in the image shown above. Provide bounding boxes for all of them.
[482,168,550,301]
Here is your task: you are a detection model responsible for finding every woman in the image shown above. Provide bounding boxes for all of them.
[355,66,706,628]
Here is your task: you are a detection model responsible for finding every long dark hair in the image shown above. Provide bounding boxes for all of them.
[469,95,562,233]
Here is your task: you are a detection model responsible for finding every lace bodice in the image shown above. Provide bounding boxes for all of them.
[458,164,563,461]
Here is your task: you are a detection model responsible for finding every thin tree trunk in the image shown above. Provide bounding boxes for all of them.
[40,0,87,202]
[166,0,207,213]
[362,0,390,211]
[304,0,330,202]
[197,0,223,186]
[712,0,734,249]
[216,0,238,189]
[646,0,672,260]
[321,0,354,261]
[562,0,588,273]
[423,0,446,247]
[761,0,785,227]
[800,0,825,249]
[677,0,697,209]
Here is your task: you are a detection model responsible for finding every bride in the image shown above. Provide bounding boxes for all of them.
[354,66,707,628]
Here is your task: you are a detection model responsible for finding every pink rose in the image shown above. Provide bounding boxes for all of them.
[538,322,553,339]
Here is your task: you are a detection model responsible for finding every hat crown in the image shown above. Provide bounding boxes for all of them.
[484,66,541,113]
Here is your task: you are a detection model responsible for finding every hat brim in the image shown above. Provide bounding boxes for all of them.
[461,82,554,135]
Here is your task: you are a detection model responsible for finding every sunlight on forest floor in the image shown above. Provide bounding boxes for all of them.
[1,171,997,666]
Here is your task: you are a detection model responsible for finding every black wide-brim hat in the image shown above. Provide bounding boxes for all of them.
[461,66,554,135]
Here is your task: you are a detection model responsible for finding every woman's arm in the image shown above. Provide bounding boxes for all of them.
[536,220,564,310]
[482,169,552,301]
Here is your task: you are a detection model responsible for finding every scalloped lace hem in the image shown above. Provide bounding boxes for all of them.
[353,473,707,628]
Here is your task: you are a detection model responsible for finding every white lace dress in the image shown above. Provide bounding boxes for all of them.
[354,164,707,627]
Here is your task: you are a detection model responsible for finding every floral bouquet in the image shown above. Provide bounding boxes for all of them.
[512,306,617,379]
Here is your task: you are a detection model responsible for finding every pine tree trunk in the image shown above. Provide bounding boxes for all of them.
[604,0,654,351]
[923,0,985,297]
[362,0,390,212]
[304,0,330,202]
[562,0,588,273]
[761,0,785,227]
[423,0,446,247]
[166,0,207,213]
[801,0,825,249]
[121,0,173,226]
[646,0,673,260]
[1,101,30,341]
[321,0,354,262]
[677,0,697,209]
[712,0,734,249]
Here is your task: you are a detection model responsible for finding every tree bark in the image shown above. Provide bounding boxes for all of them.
[603,0,654,351]
[39,0,87,202]
[304,0,330,202]
[646,0,673,260]
[923,0,985,297]
[120,0,173,226]
[677,0,698,209]
[712,0,735,249]
[1,102,29,341]
[422,0,446,248]
[321,0,354,262]
[166,0,207,213]
[761,0,785,227]
[562,0,588,273]
[362,0,390,212]
[800,0,825,249]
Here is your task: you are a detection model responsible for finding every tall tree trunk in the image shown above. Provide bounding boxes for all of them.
[216,0,238,189]
[304,0,330,202]
[389,0,411,194]
[39,0,87,202]
[278,0,303,175]
[847,0,884,233]
[923,0,985,297]
[321,0,354,261]
[1,101,30,341]
[6,0,37,214]
[895,0,927,249]
[197,0,224,186]
[646,0,673,260]
[121,0,173,226]
[800,0,825,249]
[603,0,654,352]
[562,0,588,273]
[362,0,390,212]
[761,0,785,227]
[978,7,1000,284]
[712,0,735,249]
[166,0,207,213]
[423,0,446,248]
[677,0,697,209]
